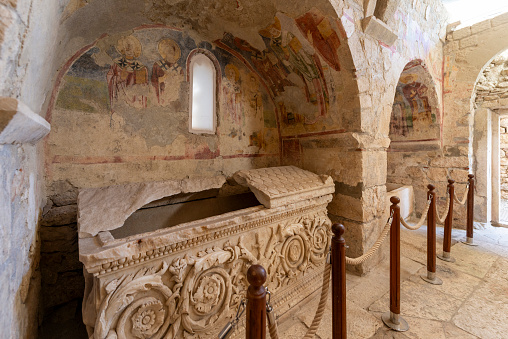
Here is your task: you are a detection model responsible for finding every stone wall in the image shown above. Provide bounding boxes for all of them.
[318,0,448,274]
[40,0,351,326]
[387,60,469,227]
[443,12,508,222]
[0,0,60,338]
[500,117,508,200]
[0,0,474,335]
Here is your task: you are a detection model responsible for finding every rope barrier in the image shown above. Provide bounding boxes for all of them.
[436,193,451,224]
[345,215,392,266]
[400,198,431,230]
[454,183,469,205]
[266,261,331,339]
[243,178,473,339]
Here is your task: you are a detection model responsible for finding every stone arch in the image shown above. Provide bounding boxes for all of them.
[443,15,508,224]
[386,59,442,224]
[389,59,441,150]
[43,0,362,189]
[470,49,508,225]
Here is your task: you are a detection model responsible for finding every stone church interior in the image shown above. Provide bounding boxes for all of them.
[1,0,508,338]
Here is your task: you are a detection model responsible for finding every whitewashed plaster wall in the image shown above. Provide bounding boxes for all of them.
[0,0,60,338]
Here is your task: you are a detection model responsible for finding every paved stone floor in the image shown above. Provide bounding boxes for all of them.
[499,199,508,224]
[274,223,508,339]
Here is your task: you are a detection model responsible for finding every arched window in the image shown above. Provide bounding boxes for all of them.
[189,53,216,134]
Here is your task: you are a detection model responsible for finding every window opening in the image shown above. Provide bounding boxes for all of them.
[190,53,216,133]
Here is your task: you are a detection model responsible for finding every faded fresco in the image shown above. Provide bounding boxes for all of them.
[389,65,440,142]
[215,8,345,134]
[53,27,279,163]
[48,8,346,185]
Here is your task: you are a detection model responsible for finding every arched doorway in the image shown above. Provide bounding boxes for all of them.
[472,49,508,227]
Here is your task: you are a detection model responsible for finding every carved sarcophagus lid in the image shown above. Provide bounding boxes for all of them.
[78,166,335,338]
[234,166,335,208]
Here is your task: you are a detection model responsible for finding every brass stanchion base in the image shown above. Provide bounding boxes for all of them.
[420,271,443,285]
[437,251,456,263]
[461,237,478,246]
[382,311,409,332]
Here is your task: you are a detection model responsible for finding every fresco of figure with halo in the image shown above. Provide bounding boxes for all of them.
[151,38,184,106]
[107,35,149,109]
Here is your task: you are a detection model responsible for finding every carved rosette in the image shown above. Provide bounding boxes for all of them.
[308,218,331,264]
[259,211,332,290]
[181,266,232,333]
[93,240,256,338]
[88,209,331,338]
[281,234,308,272]
[95,263,178,339]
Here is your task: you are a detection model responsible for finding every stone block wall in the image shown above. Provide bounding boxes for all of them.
[443,13,508,224]
[40,181,83,312]
[387,149,470,227]
[500,118,508,199]
[322,0,448,274]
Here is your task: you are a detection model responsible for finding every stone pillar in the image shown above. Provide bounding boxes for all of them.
[473,107,492,223]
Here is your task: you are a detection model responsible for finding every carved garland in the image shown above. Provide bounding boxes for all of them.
[91,210,332,338]
[94,202,330,276]
[95,239,257,339]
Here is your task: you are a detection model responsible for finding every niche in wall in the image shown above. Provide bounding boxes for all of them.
[389,60,440,149]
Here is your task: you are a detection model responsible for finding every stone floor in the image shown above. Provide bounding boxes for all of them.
[40,222,508,339]
[274,223,508,339]
[499,199,508,224]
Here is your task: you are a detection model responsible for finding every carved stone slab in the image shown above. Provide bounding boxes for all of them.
[79,167,335,338]
[233,166,335,208]
[0,97,50,144]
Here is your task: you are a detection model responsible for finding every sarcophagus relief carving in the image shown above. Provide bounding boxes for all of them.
[78,166,334,338]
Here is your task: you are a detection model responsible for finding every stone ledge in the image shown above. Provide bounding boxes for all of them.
[362,15,398,46]
[0,97,50,144]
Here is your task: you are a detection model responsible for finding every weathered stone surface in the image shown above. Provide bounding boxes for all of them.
[443,323,479,339]
[471,20,491,34]
[441,243,498,278]
[41,250,82,273]
[430,156,469,168]
[452,27,471,40]
[449,169,469,182]
[40,224,77,253]
[234,166,334,209]
[41,205,77,226]
[362,15,398,46]
[43,270,84,309]
[78,176,226,236]
[48,180,78,206]
[425,167,447,182]
[369,280,463,321]
[409,265,481,300]
[491,11,508,27]
[0,97,50,144]
[453,277,508,338]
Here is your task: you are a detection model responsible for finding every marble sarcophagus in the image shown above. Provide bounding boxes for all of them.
[78,166,334,338]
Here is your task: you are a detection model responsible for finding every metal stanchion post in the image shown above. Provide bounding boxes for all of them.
[438,180,456,263]
[421,184,443,285]
[332,223,347,339]
[462,174,478,246]
[246,265,267,339]
[382,197,409,331]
